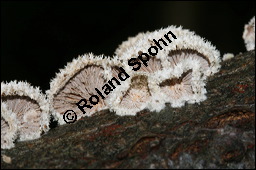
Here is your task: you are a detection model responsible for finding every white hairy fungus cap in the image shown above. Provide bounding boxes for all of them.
[96,56,147,116]
[243,16,255,51]
[47,53,112,125]
[158,70,207,107]
[108,73,151,116]
[106,55,164,115]
[1,101,18,149]
[109,48,165,115]
[1,81,50,141]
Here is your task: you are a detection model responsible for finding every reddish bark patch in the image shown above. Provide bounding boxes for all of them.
[204,110,255,129]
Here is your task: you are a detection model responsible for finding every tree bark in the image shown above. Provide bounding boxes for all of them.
[1,51,255,169]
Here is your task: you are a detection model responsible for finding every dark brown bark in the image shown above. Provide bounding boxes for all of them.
[1,51,255,169]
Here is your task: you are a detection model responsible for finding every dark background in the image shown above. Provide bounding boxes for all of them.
[1,1,255,92]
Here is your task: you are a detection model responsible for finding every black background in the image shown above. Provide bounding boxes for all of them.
[1,1,255,92]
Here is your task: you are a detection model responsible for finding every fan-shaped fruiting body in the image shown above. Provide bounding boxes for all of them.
[1,101,18,149]
[243,16,255,51]
[112,25,221,115]
[1,81,49,142]
[47,53,126,125]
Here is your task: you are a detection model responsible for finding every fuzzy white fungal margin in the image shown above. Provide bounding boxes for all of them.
[243,16,255,51]
[46,53,122,125]
[1,81,50,142]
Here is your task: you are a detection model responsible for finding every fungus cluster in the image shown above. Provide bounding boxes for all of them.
[112,26,220,114]
[2,25,223,149]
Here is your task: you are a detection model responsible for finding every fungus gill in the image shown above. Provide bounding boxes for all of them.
[47,53,112,125]
[1,81,49,143]
[1,101,18,149]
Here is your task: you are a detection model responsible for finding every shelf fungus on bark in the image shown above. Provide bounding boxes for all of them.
[1,81,49,143]
[243,16,255,51]
[114,25,221,113]
[107,72,153,116]
[107,52,164,116]
[46,53,116,125]
[1,101,18,149]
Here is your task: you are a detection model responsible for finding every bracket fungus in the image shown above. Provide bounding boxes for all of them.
[46,53,122,125]
[106,72,153,116]
[1,81,49,147]
[243,16,255,51]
